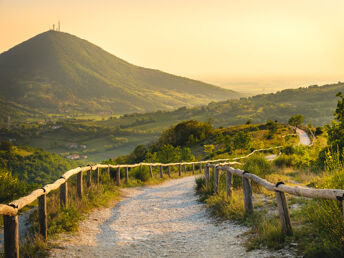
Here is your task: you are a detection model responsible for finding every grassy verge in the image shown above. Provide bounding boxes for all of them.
[195,154,344,257]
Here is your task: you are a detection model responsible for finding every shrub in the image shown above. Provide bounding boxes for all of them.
[234,131,252,150]
[303,200,344,257]
[288,114,304,127]
[281,145,295,155]
[206,190,244,221]
[243,154,272,178]
[273,154,296,168]
[246,212,286,250]
[131,166,150,182]
[0,169,30,203]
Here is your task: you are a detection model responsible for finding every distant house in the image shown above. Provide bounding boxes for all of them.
[80,144,87,149]
[80,155,88,159]
[66,143,78,149]
[51,125,61,130]
[66,154,80,160]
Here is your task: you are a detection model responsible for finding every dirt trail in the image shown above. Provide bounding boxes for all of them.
[295,128,311,146]
[50,176,294,257]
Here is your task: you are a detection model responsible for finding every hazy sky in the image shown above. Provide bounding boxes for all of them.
[1,0,344,90]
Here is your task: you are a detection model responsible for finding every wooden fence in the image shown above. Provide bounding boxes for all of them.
[0,144,323,258]
[206,163,344,236]
[1,158,241,258]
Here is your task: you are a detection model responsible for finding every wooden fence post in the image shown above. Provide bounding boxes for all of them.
[125,167,129,183]
[77,171,83,199]
[275,188,293,236]
[160,165,163,178]
[242,173,253,215]
[200,162,202,173]
[87,168,91,187]
[184,164,187,173]
[205,165,209,187]
[214,167,219,194]
[179,164,181,176]
[116,167,121,186]
[95,167,99,185]
[60,181,68,207]
[226,170,233,199]
[149,166,153,178]
[192,163,195,175]
[167,165,171,177]
[4,215,19,258]
[38,194,47,241]
[107,165,110,178]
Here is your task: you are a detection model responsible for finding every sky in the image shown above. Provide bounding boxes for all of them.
[1,0,344,93]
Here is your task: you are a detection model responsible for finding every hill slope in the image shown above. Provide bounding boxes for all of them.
[98,82,344,130]
[1,82,341,162]
[0,30,239,118]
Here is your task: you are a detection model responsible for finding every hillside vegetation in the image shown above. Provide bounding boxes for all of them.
[0,30,239,122]
[1,83,341,161]
[193,94,344,257]
[0,142,78,203]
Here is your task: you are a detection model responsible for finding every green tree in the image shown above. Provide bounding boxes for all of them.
[203,144,215,155]
[318,93,344,168]
[288,114,304,127]
[0,169,30,203]
[180,147,194,161]
[266,120,277,139]
[158,120,213,147]
[157,144,181,163]
[326,93,344,151]
[127,145,148,163]
[233,131,252,150]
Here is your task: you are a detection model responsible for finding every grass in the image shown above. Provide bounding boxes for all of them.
[194,151,344,256]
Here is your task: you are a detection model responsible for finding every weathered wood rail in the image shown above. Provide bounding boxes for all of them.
[1,157,242,258]
[0,145,308,257]
[206,163,344,236]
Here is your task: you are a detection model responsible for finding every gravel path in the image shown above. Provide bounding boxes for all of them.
[295,128,311,146]
[50,176,295,257]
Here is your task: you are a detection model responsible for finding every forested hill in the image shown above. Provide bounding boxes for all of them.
[0,30,239,120]
[98,81,344,131]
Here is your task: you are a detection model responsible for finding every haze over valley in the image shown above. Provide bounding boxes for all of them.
[2,2,344,257]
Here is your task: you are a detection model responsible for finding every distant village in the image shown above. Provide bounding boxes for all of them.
[64,143,88,160]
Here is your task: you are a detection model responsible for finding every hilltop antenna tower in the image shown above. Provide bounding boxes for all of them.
[58,20,60,31]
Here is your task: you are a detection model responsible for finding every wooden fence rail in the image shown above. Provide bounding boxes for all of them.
[207,163,344,236]
[0,145,291,257]
[0,157,243,258]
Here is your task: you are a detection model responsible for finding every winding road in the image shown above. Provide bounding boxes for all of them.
[50,176,294,257]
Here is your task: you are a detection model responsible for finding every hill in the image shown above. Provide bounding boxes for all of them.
[0,30,239,121]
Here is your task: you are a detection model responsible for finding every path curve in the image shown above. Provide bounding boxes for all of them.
[295,128,311,146]
[50,176,294,257]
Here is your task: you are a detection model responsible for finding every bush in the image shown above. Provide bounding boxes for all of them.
[303,200,344,257]
[0,169,31,203]
[281,145,295,155]
[243,154,272,178]
[206,190,244,221]
[273,154,296,168]
[131,166,150,182]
